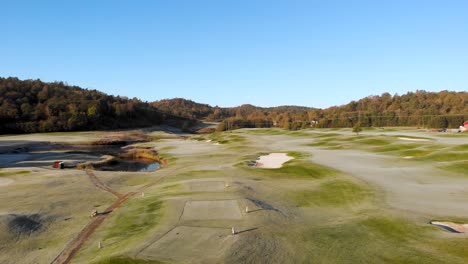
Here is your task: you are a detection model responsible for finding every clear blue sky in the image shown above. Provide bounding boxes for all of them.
[1,0,467,108]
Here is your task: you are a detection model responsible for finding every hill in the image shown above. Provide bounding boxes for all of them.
[0,77,194,134]
[317,91,467,129]
[1,77,466,133]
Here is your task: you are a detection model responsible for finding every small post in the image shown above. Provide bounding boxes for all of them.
[225,182,229,188]
[245,206,249,213]
[141,192,145,197]
[98,241,102,249]
[231,227,236,235]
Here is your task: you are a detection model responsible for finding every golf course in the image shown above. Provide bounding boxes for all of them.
[0,127,467,264]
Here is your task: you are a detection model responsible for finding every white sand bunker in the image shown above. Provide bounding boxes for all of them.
[189,181,226,192]
[0,178,14,187]
[430,221,468,233]
[182,200,242,220]
[138,226,236,262]
[398,137,430,142]
[255,153,293,168]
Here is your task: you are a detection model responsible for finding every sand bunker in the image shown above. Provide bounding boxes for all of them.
[255,153,293,168]
[398,137,430,142]
[182,200,242,220]
[430,221,468,233]
[138,226,236,262]
[190,181,226,192]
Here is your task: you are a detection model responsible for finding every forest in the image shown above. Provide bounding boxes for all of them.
[1,77,467,134]
[155,91,468,131]
[0,77,178,133]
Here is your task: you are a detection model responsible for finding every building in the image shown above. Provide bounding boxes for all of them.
[459,121,468,132]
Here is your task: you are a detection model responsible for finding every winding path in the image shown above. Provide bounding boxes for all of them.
[51,169,169,264]
[85,170,123,198]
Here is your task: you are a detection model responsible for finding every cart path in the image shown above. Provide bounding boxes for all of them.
[86,170,123,198]
[51,170,169,264]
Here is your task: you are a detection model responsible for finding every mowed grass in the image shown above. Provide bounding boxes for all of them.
[393,135,434,141]
[372,143,421,153]
[286,151,310,159]
[290,179,372,207]
[93,256,166,264]
[451,144,468,151]
[355,137,391,146]
[439,162,468,177]
[300,216,455,264]
[76,197,166,264]
[207,132,246,144]
[104,199,164,241]
[243,160,337,179]
[0,170,31,177]
[244,128,288,135]
[419,152,468,162]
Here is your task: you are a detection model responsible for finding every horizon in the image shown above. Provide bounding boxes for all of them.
[2,1,468,108]
[5,76,467,110]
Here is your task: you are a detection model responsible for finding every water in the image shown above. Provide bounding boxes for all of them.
[96,159,160,172]
[138,162,160,172]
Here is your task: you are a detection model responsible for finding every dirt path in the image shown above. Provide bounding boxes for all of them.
[86,170,123,198]
[51,170,169,264]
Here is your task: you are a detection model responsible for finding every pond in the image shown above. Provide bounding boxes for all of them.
[94,158,160,172]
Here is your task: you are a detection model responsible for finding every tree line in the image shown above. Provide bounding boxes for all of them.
[0,77,183,133]
[1,77,467,134]
[155,91,467,131]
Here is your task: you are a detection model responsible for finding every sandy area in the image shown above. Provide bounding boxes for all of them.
[182,200,243,220]
[255,153,293,168]
[398,137,431,142]
[430,221,468,233]
[0,178,14,187]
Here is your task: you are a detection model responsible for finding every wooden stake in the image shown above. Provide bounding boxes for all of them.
[245,206,249,213]
[231,227,236,235]
[98,241,102,249]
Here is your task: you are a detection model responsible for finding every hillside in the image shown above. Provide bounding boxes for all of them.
[154,92,467,130]
[0,78,193,134]
[1,77,467,134]
[317,91,468,128]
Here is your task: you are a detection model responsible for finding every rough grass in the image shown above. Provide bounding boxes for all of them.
[286,151,310,159]
[451,144,468,151]
[439,162,468,176]
[436,133,468,138]
[290,179,372,207]
[300,217,449,264]
[0,170,31,177]
[171,170,230,181]
[399,149,433,157]
[104,199,164,241]
[373,144,421,152]
[355,138,392,146]
[419,152,468,162]
[245,160,337,179]
[244,129,288,135]
[393,135,433,140]
[312,133,341,138]
[93,256,166,264]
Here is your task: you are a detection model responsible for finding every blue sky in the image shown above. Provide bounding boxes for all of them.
[1,0,467,108]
